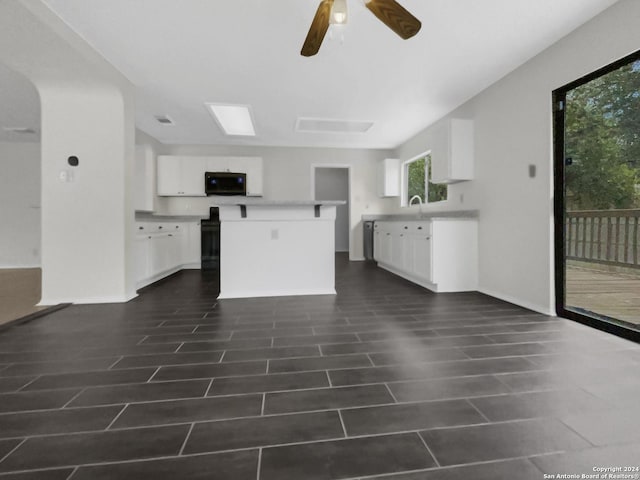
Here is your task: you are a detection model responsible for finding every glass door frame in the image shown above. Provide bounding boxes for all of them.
[553,49,640,343]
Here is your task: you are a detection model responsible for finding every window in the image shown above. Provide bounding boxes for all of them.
[405,153,447,205]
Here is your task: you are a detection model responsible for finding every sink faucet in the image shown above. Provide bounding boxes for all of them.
[409,195,423,215]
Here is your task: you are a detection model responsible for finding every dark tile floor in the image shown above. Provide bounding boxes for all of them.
[0,254,639,479]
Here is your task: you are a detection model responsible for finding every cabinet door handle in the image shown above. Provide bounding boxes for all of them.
[168,234,173,237]
[425,236,431,240]
[386,233,390,236]
[138,226,144,230]
[158,226,163,229]
[418,226,423,230]
[400,234,404,237]
[404,226,408,229]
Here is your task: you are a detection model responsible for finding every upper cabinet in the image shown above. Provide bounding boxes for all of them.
[157,156,263,197]
[157,156,206,196]
[377,158,400,197]
[134,144,156,212]
[430,119,474,184]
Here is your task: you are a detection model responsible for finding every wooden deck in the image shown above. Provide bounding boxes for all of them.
[566,264,640,325]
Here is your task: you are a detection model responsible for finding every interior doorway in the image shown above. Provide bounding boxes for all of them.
[553,49,640,341]
[313,166,350,253]
[0,62,44,326]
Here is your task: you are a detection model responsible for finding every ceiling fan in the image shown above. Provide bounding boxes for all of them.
[301,0,421,57]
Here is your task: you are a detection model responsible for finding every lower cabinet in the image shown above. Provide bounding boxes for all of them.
[135,220,201,289]
[373,218,477,292]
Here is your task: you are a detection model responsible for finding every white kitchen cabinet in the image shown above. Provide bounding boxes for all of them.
[134,235,150,283]
[206,157,228,172]
[134,144,156,212]
[244,157,263,197]
[373,218,476,292]
[377,158,400,197]
[182,221,201,268]
[430,119,474,184]
[411,234,432,282]
[134,220,195,289]
[157,156,206,196]
[158,155,263,197]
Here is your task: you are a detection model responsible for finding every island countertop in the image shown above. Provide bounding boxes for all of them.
[362,210,478,221]
[212,199,346,206]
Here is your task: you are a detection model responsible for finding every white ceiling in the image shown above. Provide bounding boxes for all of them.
[1,0,620,148]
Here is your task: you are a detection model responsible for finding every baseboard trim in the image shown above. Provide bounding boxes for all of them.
[0,303,71,332]
[477,287,554,316]
[0,265,41,269]
[219,288,336,300]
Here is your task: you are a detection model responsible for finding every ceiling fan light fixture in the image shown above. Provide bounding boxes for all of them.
[330,0,348,24]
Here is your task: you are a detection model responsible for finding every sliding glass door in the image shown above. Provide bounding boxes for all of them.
[554,50,640,340]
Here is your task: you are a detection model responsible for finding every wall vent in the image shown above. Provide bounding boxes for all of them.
[3,127,37,134]
[154,115,175,125]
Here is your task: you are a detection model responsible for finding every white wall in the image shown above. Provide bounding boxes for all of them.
[392,0,640,315]
[314,167,349,252]
[0,1,137,305]
[0,141,41,267]
[152,145,396,260]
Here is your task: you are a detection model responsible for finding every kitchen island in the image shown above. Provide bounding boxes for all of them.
[215,200,345,299]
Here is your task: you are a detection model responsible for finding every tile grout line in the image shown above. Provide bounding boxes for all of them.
[107,356,125,370]
[337,409,348,438]
[136,336,149,346]
[417,431,441,468]
[105,404,129,430]
[0,438,26,464]
[325,370,333,387]
[256,447,263,480]
[0,421,569,461]
[178,422,195,455]
[61,388,88,409]
[15,375,41,392]
[464,398,491,424]
[204,378,215,397]
[383,383,398,403]
[556,418,599,448]
[147,366,162,383]
[218,350,227,363]
[365,353,376,367]
[260,393,266,416]
[65,466,79,480]
[174,342,185,353]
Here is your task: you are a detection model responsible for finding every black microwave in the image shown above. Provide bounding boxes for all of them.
[204,172,247,196]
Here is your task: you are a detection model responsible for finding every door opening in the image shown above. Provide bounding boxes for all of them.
[313,166,350,253]
[554,49,640,342]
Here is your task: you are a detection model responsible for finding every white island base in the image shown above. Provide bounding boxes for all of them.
[217,201,341,299]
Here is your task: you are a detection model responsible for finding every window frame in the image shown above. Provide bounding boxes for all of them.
[401,151,448,207]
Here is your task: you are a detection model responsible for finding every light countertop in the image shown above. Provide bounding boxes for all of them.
[362,210,478,221]
[212,199,346,206]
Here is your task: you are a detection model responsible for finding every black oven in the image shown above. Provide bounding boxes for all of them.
[204,172,246,196]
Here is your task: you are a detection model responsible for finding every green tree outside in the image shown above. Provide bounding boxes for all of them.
[565,60,640,210]
[406,155,447,204]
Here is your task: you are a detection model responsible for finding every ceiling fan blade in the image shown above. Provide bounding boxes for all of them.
[365,0,421,40]
[301,0,334,57]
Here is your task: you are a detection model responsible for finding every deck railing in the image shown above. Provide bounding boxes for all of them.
[566,209,640,269]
